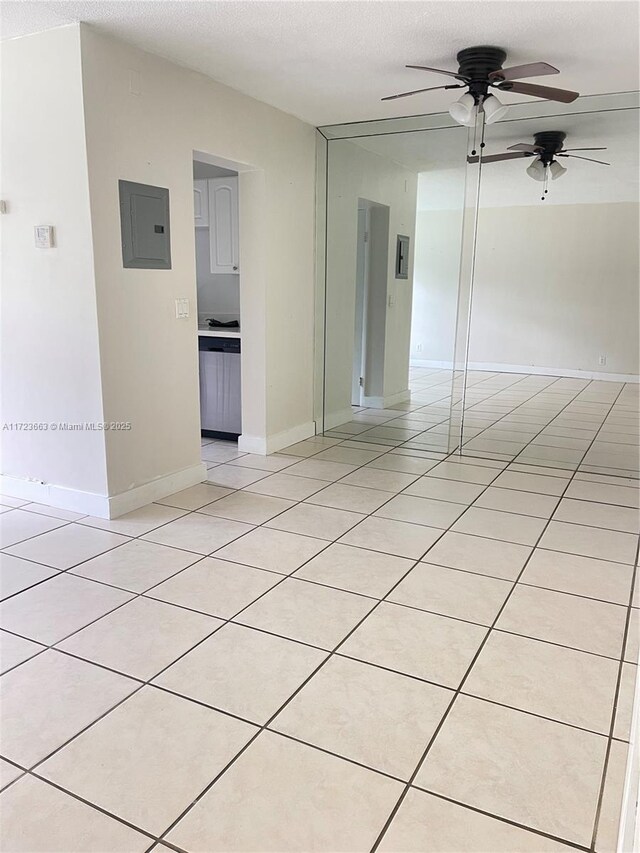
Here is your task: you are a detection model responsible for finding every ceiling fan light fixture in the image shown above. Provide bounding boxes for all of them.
[482,93,508,124]
[549,160,567,180]
[449,92,477,126]
[526,159,547,182]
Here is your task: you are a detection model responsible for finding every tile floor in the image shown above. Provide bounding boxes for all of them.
[0,370,638,852]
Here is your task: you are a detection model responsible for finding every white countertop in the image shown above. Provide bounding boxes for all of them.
[198,324,241,339]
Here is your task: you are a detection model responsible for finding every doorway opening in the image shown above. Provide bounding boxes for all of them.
[352,198,390,408]
[193,155,242,447]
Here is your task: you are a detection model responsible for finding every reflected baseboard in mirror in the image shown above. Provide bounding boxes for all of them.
[316,92,639,480]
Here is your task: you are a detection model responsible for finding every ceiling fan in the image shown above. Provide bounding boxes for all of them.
[382,46,579,126]
[467,130,610,181]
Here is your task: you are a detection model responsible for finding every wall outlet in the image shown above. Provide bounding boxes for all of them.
[416,343,423,352]
[598,355,607,366]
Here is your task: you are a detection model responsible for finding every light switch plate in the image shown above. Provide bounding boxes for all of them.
[34,225,55,248]
[175,298,190,319]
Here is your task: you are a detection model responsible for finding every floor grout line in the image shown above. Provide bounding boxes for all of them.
[368,377,637,853]
[0,368,637,850]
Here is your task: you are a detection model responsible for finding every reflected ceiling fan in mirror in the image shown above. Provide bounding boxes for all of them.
[382,46,579,127]
[467,131,610,199]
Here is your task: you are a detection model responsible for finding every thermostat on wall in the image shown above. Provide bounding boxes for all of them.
[34,225,55,248]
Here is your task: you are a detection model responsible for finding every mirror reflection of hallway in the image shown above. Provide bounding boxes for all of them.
[321,124,468,459]
[457,105,639,478]
[322,135,420,434]
[352,200,391,408]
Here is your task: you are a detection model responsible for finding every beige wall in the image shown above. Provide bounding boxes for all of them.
[1,24,318,514]
[79,25,317,493]
[470,202,639,377]
[413,202,640,379]
[324,139,418,425]
[0,26,109,510]
[411,208,463,367]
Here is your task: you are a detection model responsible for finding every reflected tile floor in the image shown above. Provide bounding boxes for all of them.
[327,366,639,482]
[1,407,639,851]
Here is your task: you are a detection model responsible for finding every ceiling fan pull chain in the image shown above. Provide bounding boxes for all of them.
[470,112,478,155]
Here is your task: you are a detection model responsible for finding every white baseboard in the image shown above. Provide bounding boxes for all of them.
[411,359,455,370]
[361,389,410,409]
[267,421,316,454]
[0,475,111,518]
[322,408,355,431]
[238,421,317,455]
[106,462,207,518]
[468,361,640,383]
[410,358,639,383]
[237,434,268,455]
[1,462,207,520]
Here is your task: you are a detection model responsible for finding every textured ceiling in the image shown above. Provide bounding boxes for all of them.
[2,0,639,126]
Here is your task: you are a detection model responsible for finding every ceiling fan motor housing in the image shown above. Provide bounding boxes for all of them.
[533,130,567,164]
[456,46,507,101]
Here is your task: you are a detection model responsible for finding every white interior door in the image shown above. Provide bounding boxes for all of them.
[209,177,239,274]
[193,180,209,227]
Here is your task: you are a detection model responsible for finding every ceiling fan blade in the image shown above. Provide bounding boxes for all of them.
[558,153,611,165]
[489,61,559,82]
[406,64,470,82]
[467,152,533,164]
[507,143,542,152]
[496,80,579,103]
[381,83,463,101]
[560,147,607,152]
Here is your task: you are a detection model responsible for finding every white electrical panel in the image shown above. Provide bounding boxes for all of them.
[119,180,171,270]
[34,226,55,248]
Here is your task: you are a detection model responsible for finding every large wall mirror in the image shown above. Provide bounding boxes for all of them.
[458,99,639,478]
[318,118,472,459]
[316,93,639,479]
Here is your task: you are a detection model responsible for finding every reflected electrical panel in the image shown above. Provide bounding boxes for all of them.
[395,235,410,280]
[316,93,639,477]
[320,123,468,457]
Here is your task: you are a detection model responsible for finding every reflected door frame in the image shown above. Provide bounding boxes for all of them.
[352,205,370,406]
[351,198,391,408]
